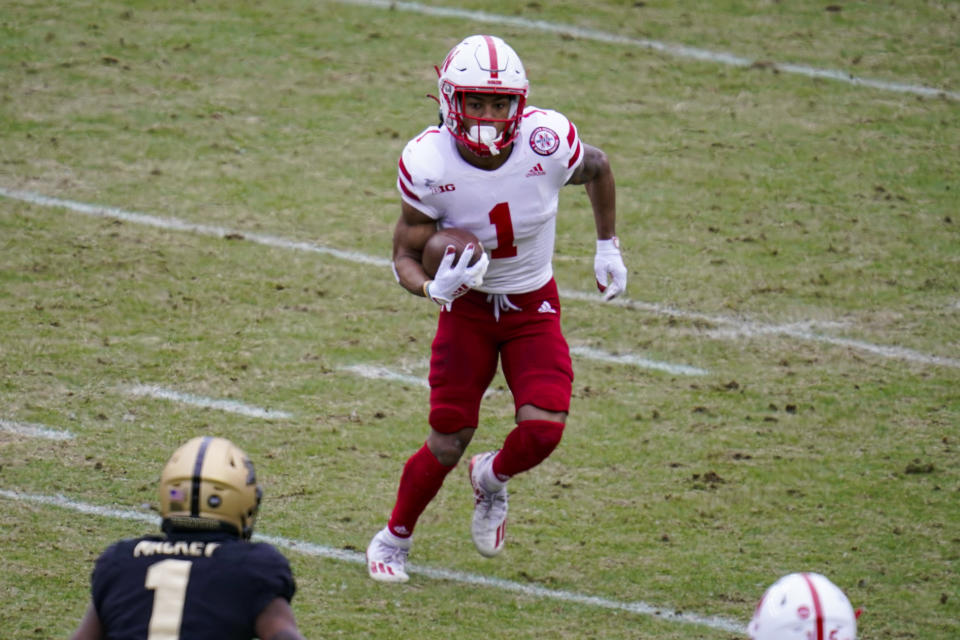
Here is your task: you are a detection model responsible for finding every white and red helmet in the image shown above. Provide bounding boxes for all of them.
[436,35,529,156]
[749,572,858,640]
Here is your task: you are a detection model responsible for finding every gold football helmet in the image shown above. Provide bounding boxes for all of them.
[160,436,262,539]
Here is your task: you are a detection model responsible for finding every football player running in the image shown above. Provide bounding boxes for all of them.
[71,437,306,640]
[367,34,627,582]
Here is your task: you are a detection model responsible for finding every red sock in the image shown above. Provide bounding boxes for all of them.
[492,419,564,479]
[387,443,455,537]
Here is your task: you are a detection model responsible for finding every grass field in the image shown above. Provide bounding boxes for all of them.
[1,1,958,638]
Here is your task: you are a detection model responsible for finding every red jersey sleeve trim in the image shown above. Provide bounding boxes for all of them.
[398,178,421,202]
[567,141,582,168]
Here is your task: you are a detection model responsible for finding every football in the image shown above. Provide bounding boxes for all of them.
[421,227,484,278]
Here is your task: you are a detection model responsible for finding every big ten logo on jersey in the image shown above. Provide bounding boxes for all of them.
[430,183,456,194]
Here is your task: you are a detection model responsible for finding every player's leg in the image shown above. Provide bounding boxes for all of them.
[469,286,573,557]
[495,289,572,480]
[369,309,497,580]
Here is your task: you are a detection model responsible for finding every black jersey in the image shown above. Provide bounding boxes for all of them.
[90,531,296,639]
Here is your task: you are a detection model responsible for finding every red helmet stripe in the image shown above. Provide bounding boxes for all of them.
[567,122,577,147]
[482,35,499,79]
[801,573,826,640]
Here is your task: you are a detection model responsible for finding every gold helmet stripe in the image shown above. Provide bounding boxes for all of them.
[190,436,213,518]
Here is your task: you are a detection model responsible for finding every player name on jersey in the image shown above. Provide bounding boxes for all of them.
[132,539,221,558]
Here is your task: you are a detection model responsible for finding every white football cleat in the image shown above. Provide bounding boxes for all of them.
[366,527,411,583]
[469,451,508,557]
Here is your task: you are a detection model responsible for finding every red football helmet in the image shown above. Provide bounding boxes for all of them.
[436,35,529,156]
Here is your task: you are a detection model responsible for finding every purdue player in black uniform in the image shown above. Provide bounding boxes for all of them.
[71,436,306,640]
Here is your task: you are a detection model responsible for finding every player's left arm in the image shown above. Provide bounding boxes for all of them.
[254,596,307,640]
[567,142,616,241]
[69,603,104,640]
[567,143,627,300]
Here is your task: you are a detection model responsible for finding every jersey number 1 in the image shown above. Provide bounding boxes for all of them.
[145,559,192,640]
[488,202,518,259]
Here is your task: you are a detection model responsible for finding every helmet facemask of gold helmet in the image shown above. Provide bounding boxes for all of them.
[160,436,263,540]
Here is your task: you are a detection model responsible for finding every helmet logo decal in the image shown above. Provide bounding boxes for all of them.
[190,436,213,518]
[441,46,460,73]
[529,126,560,156]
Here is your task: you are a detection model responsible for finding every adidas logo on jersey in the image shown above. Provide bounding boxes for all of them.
[537,301,556,314]
[525,163,546,177]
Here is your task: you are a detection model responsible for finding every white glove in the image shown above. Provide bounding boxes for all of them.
[594,237,627,301]
[425,244,489,309]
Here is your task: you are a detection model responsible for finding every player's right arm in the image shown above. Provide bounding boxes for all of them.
[392,200,438,297]
[254,596,306,640]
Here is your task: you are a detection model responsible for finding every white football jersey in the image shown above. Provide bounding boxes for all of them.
[397,106,584,294]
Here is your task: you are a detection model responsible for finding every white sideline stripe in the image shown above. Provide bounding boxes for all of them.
[0,488,746,635]
[2,186,957,370]
[0,418,75,440]
[124,385,292,420]
[337,0,959,102]
[570,346,708,376]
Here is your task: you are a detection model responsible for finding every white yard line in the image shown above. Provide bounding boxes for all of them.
[341,351,706,385]
[0,488,746,635]
[0,418,75,440]
[124,384,292,420]
[563,290,960,369]
[337,0,959,101]
[2,186,957,370]
[569,345,708,376]
[339,364,431,388]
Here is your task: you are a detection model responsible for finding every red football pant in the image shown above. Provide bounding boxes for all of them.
[388,279,574,537]
[428,279,573,433]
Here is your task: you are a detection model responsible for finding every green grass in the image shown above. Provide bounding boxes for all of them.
[1,1,958,639]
